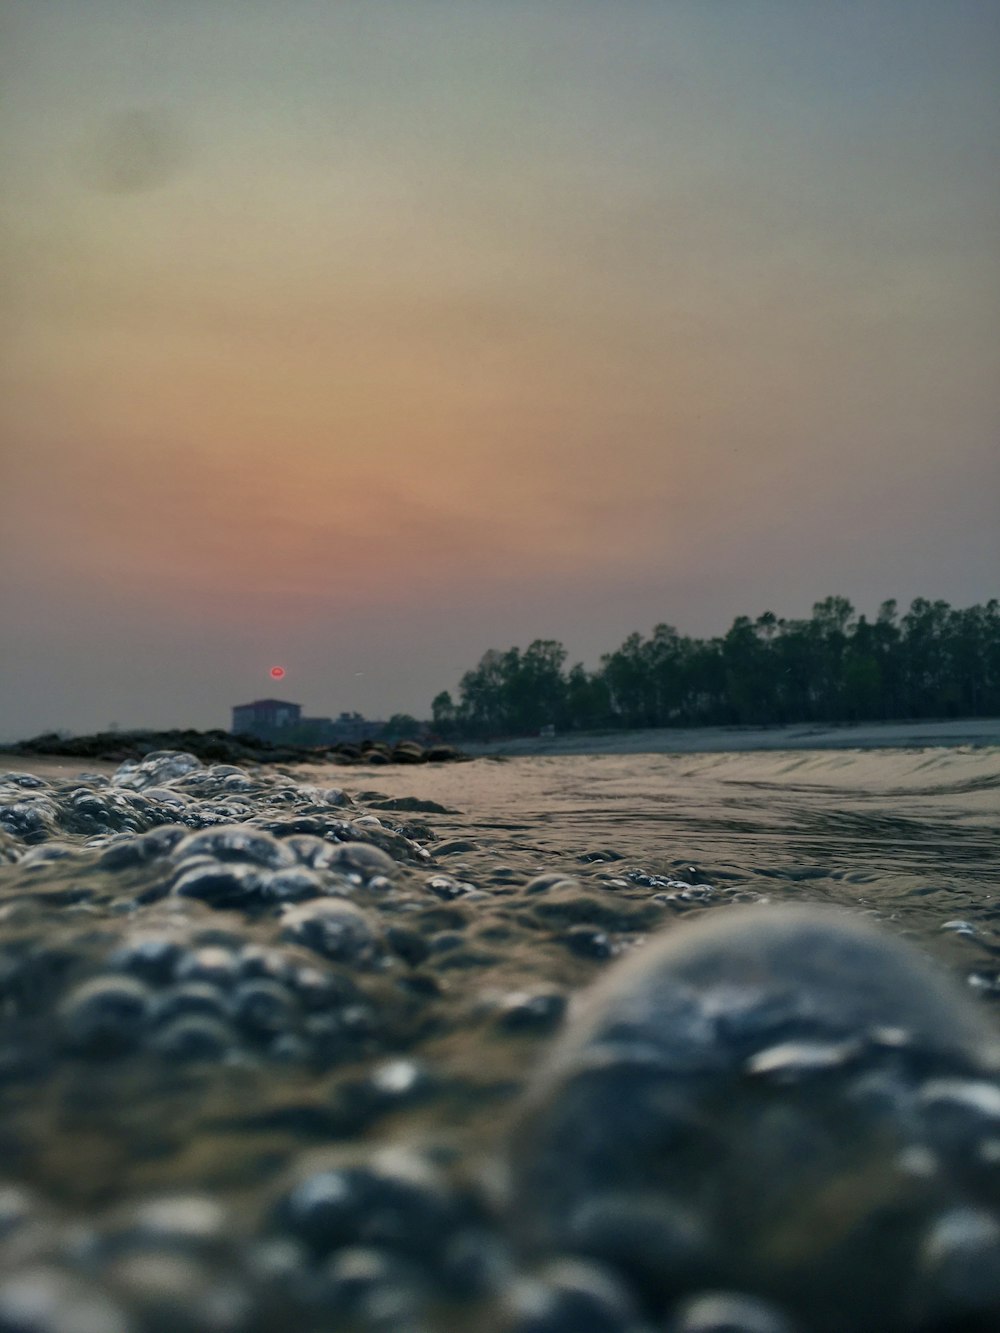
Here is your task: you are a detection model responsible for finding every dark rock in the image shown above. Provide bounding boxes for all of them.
[0,1267,131,1333]
[316,1245,427,1320]
[506,906,1000,1330]
[258,866,325,903]
[107,935,185,986]
[560,925,615,960]
[497,1258,640,1333]
[98,824,188,868]
[496,991,568,1035]
[171,826,294,871]
[324,841,399,885]
[231,980,299,1038]
[669,1291,797,1333]
[154,981,231,1024]
[59,975,153,1056]
[385,926,431,967]
[281,900,378,963]
[174,946,240,987]
[171,860,269,908]
[150,1015,238,1062]
[275,1147,464,1262]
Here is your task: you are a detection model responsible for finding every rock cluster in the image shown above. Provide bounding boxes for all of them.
[1,754,998,1331]
[4,729,466,767]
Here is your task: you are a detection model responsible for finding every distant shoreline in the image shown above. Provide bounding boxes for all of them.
[3,718,999,782]
[461,717,1000,758]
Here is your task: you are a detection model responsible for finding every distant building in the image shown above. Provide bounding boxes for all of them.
[299,716,336,741]
[230,699,390,745]
[327,711,382,743]
[231,698,302,737]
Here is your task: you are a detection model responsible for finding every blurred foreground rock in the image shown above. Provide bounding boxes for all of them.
[506,905,1000,1332]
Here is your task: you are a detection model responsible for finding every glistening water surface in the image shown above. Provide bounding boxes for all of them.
[0,745,997,1331]
[340,747,1000,972]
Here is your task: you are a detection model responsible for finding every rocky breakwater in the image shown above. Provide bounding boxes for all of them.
[5,729,466,768]
[0,751,998,1332]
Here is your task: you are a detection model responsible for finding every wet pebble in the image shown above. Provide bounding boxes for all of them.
[498,1258,640,1333]
[258,867,325,903]
[496,991,568,1035]
[107,936,185,985]
[114,751,204,789]
[507,906,1000,1328]
[281,899,378,963]
[106,1194,229,1255]
[561,925,615,960]
[523,873,583,896]
[668,1291,796,1333]
[236,945,294,983]
[175,946,240,987]
[230,980,298,1038]
[315,1245,427,1322]
[385,925,431,966]
[0,1266,132,1333]
[154,981,230,1024]
[59,976,153,1056]
[335,1059,435,1127]
[171,825,294,871]
[150,1015,238,1063]
[917,1206,1000,1320]
[98,827,188,870]
[275,1147,464,1263]
[325,841,400,886]
[171,861,269,909]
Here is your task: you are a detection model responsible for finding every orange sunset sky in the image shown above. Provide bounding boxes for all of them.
[1,2,998,737]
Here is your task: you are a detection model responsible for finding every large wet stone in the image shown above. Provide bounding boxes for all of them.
[505,905,1000,1331]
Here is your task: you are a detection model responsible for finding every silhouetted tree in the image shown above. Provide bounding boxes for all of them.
[434,597,1000,739]
[431,691,457,738]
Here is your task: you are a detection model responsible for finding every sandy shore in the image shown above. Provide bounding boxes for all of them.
[462,716,1000,757]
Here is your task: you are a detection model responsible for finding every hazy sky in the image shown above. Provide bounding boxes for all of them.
[2,1,998,739]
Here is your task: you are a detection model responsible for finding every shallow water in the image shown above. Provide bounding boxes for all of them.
[0,746,997,1331]
[336,747,1000,972]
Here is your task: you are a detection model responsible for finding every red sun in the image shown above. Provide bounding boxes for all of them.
[269,666,286,680]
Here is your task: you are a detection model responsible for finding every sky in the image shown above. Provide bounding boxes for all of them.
[1,1,998,739]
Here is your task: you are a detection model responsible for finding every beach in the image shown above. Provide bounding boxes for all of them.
[0,739,998,1329]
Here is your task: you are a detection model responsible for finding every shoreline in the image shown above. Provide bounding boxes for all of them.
[2,717,999,782]
[461,716,1000,758]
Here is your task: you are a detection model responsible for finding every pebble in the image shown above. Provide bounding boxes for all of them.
[230,980,298,1038]
[171,861,269,909]
[150,1015,238,1062]
[0,1266,132,1333]
[59,976,153,1055]
[498,1258,640,1332]
[496,991,568,1035]
[107,936,184,985]
[275,1147,462,1262]
[669,1291,796,1333]
[506,905,1000,1328]
[280,899,378,963]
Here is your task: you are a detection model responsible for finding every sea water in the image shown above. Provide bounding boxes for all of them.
[0,746,997,1331]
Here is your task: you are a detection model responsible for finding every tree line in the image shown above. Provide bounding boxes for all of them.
[429,597,1000,739]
